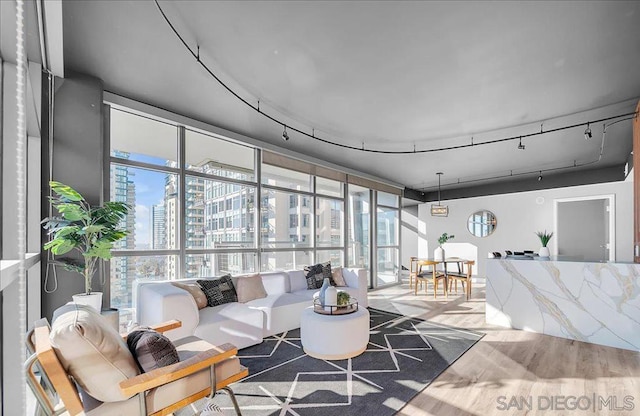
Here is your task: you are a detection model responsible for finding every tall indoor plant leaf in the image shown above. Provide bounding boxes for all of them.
[41,181,130,294]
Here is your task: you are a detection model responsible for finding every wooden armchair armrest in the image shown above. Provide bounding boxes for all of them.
[121,320,182,341]
[150,319,182,334]
[119,343,238,396]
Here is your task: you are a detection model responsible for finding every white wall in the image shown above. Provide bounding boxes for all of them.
[415,180,633,277]
[401,205,419,270]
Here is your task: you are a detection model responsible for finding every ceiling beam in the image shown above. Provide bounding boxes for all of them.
[404,164,626,204]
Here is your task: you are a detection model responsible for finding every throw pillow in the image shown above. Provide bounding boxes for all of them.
[171,282,208,309]
[197,275,238,307]
[126,328,180,372]
[331,267,347,287]
[304,261,333,289]
[235,274,268,303]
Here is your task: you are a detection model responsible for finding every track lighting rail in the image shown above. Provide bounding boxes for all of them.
[154,1,638,155]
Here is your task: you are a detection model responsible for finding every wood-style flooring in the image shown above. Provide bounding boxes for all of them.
[368,279,640,416]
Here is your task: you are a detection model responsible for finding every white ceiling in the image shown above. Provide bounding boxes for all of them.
[61,1,640,191]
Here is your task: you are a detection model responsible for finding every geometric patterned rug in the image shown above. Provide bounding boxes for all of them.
[208,308,483,415]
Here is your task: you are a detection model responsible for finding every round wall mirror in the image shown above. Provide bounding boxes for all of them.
[467,210,497,237]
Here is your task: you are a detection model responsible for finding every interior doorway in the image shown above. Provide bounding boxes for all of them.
[554,195,615,262]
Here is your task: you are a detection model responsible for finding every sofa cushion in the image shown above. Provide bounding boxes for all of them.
[50,303,139,402]
[197,275,237,307]
[171,282,208,309]
[246,293,310,336]
[259,272,291,295]
[288,270,307,292]
[304,262,333,289]
[194,303,264,349]
[332,267,347,287]
[235,274,268,303]
[126,328,180,372]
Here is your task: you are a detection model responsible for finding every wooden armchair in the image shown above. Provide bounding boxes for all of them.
[25,305,248,416]
[408,256,419,289]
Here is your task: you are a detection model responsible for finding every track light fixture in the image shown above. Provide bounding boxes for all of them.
[282,126,289,141]
[584,122,592,140]
[517,137,525,150]
[538,171,542,181]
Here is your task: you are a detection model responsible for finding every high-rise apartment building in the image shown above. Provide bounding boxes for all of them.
[109,151,137,317]
[151,203,166,250]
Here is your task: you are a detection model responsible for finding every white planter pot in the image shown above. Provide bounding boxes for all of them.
[539,247,550,257]
[72,292,103,312]
[434,246,445,261]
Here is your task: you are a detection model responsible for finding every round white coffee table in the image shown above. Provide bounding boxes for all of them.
[300,306,370,360]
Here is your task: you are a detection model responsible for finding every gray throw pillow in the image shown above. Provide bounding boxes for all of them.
[304,261,333,289]
[126,328,180,372]
[197,275,238,306]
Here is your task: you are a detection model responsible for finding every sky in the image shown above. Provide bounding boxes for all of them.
[118,153,169,249]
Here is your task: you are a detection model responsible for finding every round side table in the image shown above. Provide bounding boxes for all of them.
[300,306,370,360]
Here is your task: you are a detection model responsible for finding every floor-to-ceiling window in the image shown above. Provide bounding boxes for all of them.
[376,191,400,286]
[107,103,401,327]
[348,185,371,273]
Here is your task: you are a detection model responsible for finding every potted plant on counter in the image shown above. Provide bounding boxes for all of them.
[435,232,455,261]
[41,181,130,311]
[536,230,553,257]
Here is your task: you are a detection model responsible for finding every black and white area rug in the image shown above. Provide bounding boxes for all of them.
[207,308,483,415]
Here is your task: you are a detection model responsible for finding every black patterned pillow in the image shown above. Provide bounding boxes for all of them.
[304,261,333,289]
[197,275,237,306]
[126,328,179,372]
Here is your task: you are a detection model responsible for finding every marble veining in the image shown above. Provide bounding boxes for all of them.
[486,259,640,351]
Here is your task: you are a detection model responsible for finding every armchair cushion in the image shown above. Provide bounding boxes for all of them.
[50,303,139,402]
[197,275,237,307]
[127,328,180,372]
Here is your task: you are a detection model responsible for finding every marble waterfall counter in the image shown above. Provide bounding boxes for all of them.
[486,258,640,351]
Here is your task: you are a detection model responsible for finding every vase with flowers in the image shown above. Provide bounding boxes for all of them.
[435,232,454,261]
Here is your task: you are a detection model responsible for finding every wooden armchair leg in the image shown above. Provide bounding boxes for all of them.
[220,386,243,416]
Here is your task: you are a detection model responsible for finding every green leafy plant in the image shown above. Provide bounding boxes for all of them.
[337,291,351,306]
[536,230,553,247]
[438,232,455,245]
[41,181,130,294]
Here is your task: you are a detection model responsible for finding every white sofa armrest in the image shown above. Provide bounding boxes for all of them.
[136,282,199,341]
[343,268,369,308]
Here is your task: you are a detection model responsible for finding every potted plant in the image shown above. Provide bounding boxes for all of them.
[41,181,130,311]
[435,232,455,261]
[536,230,553,257]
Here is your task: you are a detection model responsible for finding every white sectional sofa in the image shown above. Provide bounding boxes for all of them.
[135,268,368,349]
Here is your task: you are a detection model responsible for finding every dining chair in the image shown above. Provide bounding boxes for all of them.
[448,260,475,300]
[415,260,447,298]
[408,256,419,289]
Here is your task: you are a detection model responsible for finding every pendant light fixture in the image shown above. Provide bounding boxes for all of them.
[430,172,448,216]
[282,125,290,141]
[584,122,592,140]
[517,137,525,150]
